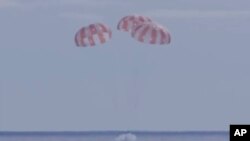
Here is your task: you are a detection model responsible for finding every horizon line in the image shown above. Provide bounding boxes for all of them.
[0,130,228,135]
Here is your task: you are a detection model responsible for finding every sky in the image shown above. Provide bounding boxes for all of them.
[0,0,250,131]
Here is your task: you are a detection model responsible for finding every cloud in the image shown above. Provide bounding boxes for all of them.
[145,9,250,19]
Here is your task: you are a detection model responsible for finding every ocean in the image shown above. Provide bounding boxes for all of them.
[0,131,228,141]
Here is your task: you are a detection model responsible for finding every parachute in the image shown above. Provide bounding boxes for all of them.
[75,23,112,47]
[117,15,152,32]
[74,15,171,46]
[131,22,171,45]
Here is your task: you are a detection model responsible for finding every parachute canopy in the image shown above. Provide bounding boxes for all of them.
[75,23,112,47]
[131,22,171,45]
[117,15,152,32]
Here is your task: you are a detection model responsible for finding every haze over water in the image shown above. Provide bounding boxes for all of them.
[0,131,228,141]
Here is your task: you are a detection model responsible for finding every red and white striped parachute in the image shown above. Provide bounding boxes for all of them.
[75,23,112,47]
[131,22,171,45]
[117,15,152,32]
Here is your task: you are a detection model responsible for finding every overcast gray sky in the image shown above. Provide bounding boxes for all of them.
[0,0,250,131]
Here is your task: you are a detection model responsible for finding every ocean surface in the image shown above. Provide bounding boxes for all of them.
[0,131,229,141]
